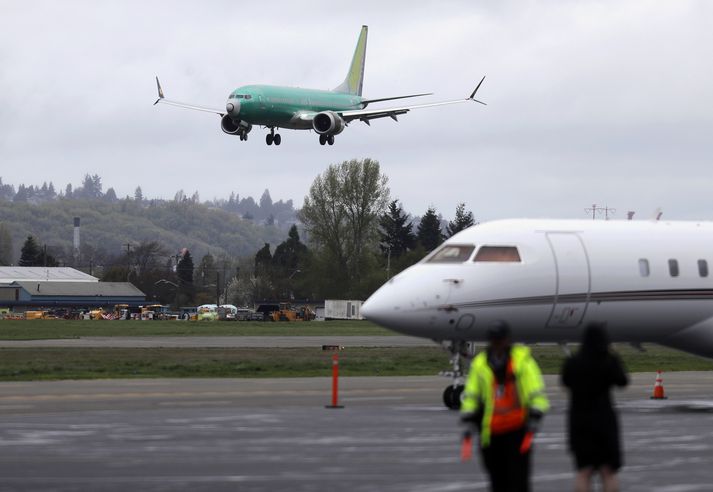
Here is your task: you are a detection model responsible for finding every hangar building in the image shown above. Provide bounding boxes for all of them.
[0,268,145,309]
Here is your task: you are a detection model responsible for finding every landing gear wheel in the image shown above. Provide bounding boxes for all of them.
[319,134,327,145]
[239,133,245,141]
[439,340,475,410]
[243,132,248,141]
[443,386,455,409]
[442,385,464,410]
[327,135,335,146]
[266,134,273,145]
[273,134,281,146]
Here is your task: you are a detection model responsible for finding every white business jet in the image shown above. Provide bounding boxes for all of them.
[361,218,713,408]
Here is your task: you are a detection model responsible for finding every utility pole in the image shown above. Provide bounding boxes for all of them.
[223,261,227,305]
[125,243,132,281]
[386,246,391,281]
[584,204,616,220]
[216,271,220,307]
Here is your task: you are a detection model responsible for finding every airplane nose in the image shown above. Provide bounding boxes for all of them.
[362,275,413,329]
[361,290,390,325]
[226,100,240,115]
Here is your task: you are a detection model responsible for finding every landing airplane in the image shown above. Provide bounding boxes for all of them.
[361,218,713,409]
[154,25,485,146]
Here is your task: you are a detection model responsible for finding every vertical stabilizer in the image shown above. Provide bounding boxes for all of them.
[333,26,368,96]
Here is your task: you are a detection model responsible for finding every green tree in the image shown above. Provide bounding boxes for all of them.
[19,236,40,266]
[446,202,476,237]
[176,249,195,305]
[299,158,390,297]
[272,225,310,299]
[36,246,59,267]
[254,243,273,300]
[134,186,143,202]
[197,254,216,288]
[417,207,444,252]
[78,174,103,199]
[0,224,13,265]
[104,187,118,202]
[379,200,416,259]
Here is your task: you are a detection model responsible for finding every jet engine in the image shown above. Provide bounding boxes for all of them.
[221,115,252,136]
[312,111,346,135]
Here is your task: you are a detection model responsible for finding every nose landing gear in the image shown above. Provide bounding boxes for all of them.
[440,340,476,410]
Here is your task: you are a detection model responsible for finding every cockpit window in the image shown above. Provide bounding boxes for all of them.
[230,94,250,99]
[474,246,521,263]
[427,244,475,263]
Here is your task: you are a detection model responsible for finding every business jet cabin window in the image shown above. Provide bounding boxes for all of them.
[698,259,709,277]
[427,245,475,263]
[639,259,650,277]
[474,246,521,262]
[668,259,679,277]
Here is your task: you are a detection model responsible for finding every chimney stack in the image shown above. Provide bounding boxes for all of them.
[73,217,80,262]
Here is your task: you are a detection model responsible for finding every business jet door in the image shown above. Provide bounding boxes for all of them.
[546,232,590,328]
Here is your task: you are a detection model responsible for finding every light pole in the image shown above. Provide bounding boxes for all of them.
[288,269,302,301]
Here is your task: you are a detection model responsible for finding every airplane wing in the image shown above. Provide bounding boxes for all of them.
[153,77,225,115]
[340,77,486,124]
[359,92,433,107]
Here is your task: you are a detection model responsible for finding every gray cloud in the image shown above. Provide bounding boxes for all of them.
[1,0,711,221]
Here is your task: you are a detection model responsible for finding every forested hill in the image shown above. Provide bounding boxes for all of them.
[0,198,288,265]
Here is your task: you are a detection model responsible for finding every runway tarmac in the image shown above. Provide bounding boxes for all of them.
[0,335,432,348]
[0,372,711,491]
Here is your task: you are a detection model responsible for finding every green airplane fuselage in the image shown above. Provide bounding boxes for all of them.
[227,85,363,129]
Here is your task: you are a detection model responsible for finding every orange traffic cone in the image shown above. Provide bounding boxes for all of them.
[650,370,668,400]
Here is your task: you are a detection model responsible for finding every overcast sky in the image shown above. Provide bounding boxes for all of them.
[1,0,712,221]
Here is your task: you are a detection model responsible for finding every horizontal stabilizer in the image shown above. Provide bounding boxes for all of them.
[153,76,225,115]
[338,76,487,123]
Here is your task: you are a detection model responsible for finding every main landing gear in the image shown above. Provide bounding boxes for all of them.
[266,128,281,146]
[440,340,475,410]
[318,134,335,146]
[239,131,249,141]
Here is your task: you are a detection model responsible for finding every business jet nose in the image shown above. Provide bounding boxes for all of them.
[361,288,393,326]
[362,266,447,335]
[226,100,240,115]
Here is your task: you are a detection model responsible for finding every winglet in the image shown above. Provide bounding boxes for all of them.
[468,76,487,105]
[154,76,165,105]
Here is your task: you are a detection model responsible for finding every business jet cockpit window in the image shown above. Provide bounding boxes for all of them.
[474,246,521,263]
[427,245,475,263]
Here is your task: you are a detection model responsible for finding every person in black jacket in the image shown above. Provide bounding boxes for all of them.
[561,323,628,492]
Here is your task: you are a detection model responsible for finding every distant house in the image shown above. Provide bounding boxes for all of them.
[0,281,145,309]
[0,267,98,283]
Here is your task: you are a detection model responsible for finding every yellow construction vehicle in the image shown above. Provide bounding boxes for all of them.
[25,310,50,320]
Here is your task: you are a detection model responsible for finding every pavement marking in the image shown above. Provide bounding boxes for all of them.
[0,386,435,402]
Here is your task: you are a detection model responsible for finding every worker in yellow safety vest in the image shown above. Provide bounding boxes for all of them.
[461,321,550,492]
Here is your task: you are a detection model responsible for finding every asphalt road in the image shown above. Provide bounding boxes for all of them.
[0,372,711,491]
[0,335,434,348]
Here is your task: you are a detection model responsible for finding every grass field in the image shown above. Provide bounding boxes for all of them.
[0,344,711,381]
[0,319,393,339]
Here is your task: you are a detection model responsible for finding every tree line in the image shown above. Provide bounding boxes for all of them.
[1,160,478,305]
[0,175,297,227]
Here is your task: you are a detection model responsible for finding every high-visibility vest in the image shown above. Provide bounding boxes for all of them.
[461,344,549,447]
[490,359,526,435]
